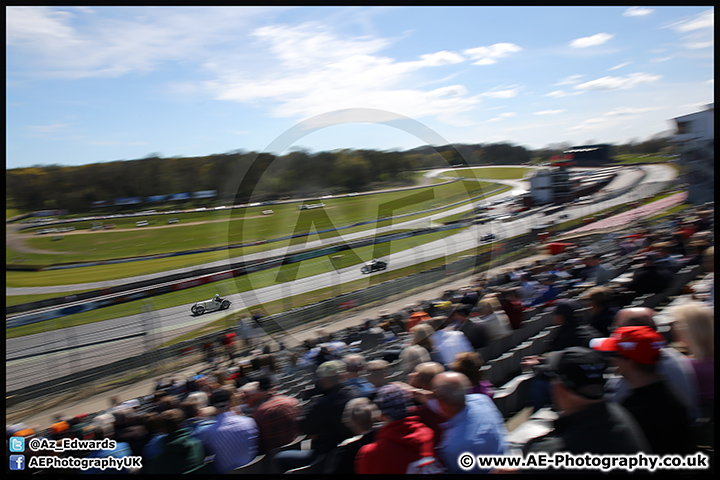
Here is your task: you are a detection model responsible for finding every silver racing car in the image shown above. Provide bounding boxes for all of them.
[191,295,232,315]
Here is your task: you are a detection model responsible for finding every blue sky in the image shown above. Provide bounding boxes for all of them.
[6,6,714,169]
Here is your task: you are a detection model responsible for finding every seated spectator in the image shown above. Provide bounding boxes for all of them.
[409,323,444,365]
[355,384,436,474]
[197,388,259,474]
[366,359,390,393]
[405,308,431,332]
[431,372,507,474]
[522,300,602,411]
[431,316,475,368]
[523,273,561,308]
[398,344,431,378]
[670,302,714,418]
[591,326,692,454]
[499,287,524,330]
[251,375,301,453]
[325,397,381,474]
[518,273,540,300]
[342,354,376,398]
[606,307,700,426]
[359,324,385,351]
[583,286,618,337]
[523,347,650,471]
[450,351,494,398]
[111,409,149,458]
[446,302,488,349]
[580,253,611,286]
[274,360,360,472]
[81,421,136,474]
[475,296,511,340]
[147,409,206,474]
[402,362,446,443]
[626,252,673,295]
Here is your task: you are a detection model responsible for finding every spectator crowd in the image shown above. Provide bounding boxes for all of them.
[7,202,714,474]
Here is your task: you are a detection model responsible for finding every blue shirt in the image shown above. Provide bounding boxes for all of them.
[436,394,507,474]
[343,377,376,398]
[197,411,259,474]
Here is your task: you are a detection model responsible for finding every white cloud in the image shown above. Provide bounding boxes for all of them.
[567,105,664,133]
[570,33,614,48]
[574,72,662,91]
[480,86,520,99]
[463,43,522,65]
[545,89,582,98]
[623,7,654,17]
[533,109,565,115]
[670,8,713,33]
[486,112,516,122]
[416,50,465,66]
[205,23,483,124]
[554,74,584,86]
[609,62,631,71]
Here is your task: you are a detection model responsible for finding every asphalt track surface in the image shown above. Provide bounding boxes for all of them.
[6,165,676,392]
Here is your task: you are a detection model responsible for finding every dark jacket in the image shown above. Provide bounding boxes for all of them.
[622,381,691,454]
[302,383,360,454]
[551,320,602,352]
[148,427,205,474]
[523,401,650,472]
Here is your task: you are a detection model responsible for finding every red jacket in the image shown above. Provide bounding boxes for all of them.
[355,416,434,474]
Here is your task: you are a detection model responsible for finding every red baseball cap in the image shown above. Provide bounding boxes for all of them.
[589,326,666,365]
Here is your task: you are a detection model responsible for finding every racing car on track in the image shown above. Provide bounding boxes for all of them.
[191,295,232,315]
[360,259,387,274]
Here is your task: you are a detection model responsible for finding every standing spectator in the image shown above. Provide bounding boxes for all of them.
[197,388,259,474]
[499,287,524,330]
[251,375,301,453]
[147,409,205,474]
[522,347,650,471]
[355,384,436,474]
[431,372,507,474]
[450,351,494,398]
[221,332,237,364]
[342,354,376,398]
[591,326,692,454]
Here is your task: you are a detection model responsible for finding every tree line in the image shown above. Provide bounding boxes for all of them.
[6,137,670,214]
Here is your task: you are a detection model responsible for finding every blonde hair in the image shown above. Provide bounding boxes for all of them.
[477,297,500,315]
[671,302,714,359]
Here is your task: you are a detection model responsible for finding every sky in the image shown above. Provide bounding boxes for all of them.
[6,6,715,169]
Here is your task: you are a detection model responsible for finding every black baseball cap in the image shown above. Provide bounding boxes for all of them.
[535,347,608,399]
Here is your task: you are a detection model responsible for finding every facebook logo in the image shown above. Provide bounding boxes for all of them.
[9,436,25,452]
[9,455,25,471]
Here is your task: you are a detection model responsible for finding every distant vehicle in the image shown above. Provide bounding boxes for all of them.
[481,233,496,242]
[168,218,179,224]
[191,296,231,315]
[136,220,149,227]
[360,259,387,274]
[559,213,569,219]
[262,210,274,215]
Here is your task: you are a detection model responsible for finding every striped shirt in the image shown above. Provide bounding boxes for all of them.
[197,411,259,474]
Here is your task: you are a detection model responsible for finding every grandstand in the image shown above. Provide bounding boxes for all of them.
[8,201,714,474]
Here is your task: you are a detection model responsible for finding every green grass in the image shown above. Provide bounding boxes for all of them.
[6,224,471,338]
[613,154,672,164]
[437,166,530,180]
[7,181,505,288]
[5,289,97,307]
